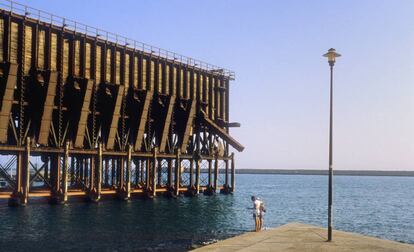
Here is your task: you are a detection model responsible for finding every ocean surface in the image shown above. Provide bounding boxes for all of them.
[0,174,413,251]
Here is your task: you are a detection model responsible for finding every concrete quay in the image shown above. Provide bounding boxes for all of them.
[193,222,414,252]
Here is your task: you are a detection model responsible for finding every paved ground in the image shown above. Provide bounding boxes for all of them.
[193,223,414,252]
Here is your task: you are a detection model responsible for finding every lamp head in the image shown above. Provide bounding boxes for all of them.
[323,48,341,66]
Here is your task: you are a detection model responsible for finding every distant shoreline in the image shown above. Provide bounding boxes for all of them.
[235,169,414,177]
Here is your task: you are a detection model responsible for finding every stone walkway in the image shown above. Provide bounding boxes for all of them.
[193,223,414,252]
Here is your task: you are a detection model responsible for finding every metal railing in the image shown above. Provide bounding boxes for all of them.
[0,0,235,80]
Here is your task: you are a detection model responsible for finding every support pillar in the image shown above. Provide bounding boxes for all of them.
[104,158,109,186]
[49,153,61,204]
[225,159,229,186]
[44,156,49,181]
[90,156,95,194]
[119,157,125,192]
[83,158,88,189]
[175,150,181,196]
[221,158,231,194]
[76,157,80,186]
[111,158,116,188]
[95,142,103,202]
[214,156,218,192]
[167,159,173,188]
[189,159,194,188]
[146,158,150,191]
[152,147,158,197]
[140,160,145,185]
[80,157,84,184]
[21,137,31,205]
[8,153,22,206]
[134,160,139,186]
[195,158,200,194]
[203,158,214,196]
[157,159,162,187]
[61,141,69,203]
[125,145,132,199]
[70,155,75,185]
[231,153,235,192]
[208,159,212,187]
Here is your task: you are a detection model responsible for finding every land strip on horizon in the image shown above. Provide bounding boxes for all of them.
[234,169,414,177]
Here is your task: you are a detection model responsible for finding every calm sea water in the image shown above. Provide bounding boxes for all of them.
[0,174,413,251]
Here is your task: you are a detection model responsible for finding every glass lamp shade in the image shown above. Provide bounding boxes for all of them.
[323,48,341,63]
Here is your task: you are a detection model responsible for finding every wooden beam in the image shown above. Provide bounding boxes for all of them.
[74,79,94,148]
[200,114,245,152]
[106,85,124,150]
[159,96,175,153]
[0,63,18,143]
[180,100,196,153]
[134,90,153,151]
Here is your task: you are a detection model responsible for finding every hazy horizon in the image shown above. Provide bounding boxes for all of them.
[15,0,414,171]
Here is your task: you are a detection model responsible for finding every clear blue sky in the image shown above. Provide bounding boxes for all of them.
[17,0,414,170]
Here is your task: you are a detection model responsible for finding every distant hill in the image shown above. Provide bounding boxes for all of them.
[234,169,414,177]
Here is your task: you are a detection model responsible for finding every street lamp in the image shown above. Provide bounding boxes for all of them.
[323,48,341,242]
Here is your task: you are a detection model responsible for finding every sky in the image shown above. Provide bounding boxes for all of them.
[14,0,414,170]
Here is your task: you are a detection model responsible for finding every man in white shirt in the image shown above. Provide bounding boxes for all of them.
[251,196,263,232]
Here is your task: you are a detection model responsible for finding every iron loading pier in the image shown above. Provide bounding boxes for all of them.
[0,1,244,206]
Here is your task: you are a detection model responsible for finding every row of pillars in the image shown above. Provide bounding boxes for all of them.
[7,138,235,206]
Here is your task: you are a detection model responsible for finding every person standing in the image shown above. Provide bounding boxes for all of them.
[259,200,266,230]
[251,196,263,232]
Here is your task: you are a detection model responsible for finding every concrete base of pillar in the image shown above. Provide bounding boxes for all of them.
[220,184,232,194]
[203,185,215,196]
[116,189,130,201]
[144,191,154,199]
[86,190,101,203]
[163,188,177,198]
[185,185,197,197]
[48,195,65,205]
[8,194,27,207]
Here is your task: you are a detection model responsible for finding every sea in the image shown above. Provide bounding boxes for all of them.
[0,174,413,251]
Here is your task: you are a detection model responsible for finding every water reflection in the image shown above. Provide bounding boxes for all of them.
[0,174,413,251]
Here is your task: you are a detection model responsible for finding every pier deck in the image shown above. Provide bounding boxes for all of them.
[194,223,414,252]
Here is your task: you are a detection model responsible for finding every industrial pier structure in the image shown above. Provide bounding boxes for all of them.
[0,1,244,205]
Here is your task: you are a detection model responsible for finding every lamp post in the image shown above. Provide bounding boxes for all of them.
[323,48,341,242]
